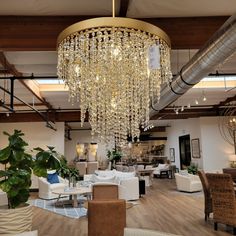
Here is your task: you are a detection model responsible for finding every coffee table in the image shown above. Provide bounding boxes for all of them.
[52,186,92,208]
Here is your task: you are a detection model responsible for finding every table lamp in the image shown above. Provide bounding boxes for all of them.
[229,154,236,168]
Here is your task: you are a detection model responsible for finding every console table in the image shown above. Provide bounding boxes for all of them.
[223,168,236,182]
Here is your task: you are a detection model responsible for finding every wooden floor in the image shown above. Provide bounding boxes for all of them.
[31,178,233,236]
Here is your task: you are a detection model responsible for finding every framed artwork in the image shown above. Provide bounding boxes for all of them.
[191,138,200,158]
[169,148,175,162]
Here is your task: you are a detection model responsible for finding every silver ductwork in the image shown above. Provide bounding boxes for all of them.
[150,13,236,117]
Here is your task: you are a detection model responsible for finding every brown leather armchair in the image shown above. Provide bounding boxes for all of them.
[92,184,119,200]
[88,199,126,236]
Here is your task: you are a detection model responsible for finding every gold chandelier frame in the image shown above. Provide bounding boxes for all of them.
[57,17,171,47]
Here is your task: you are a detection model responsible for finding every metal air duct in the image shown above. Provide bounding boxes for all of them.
[150,13,236,117]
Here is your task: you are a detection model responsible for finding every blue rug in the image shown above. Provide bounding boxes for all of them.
[31,198,87,219]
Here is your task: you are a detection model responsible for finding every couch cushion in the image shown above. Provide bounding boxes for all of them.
[93,175,116,183]
[49,183,66,190]
[47,173,59,184]
[95,170,115,177]
[115,171,135,180]
[179,170,189,176]
[158,164,168,169]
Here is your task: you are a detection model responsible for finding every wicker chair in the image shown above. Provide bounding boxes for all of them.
[198,170,212,221]
[206,173,236,234]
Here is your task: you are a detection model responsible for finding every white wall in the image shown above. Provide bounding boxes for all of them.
[0,122,65,155]
[200,117,234,172]
[65,130,113,162]
[165,118,203,169]
[165,117,235,171]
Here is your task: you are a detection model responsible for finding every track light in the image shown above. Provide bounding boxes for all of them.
[202,90,207,102]
[195,99,199,105]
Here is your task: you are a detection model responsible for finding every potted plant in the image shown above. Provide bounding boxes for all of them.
[107,149,122,169]
[187,163,198,175]
[57,156,80,186]
[0,130,61,234]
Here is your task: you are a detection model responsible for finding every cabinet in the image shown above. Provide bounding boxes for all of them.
[223,168,236,182]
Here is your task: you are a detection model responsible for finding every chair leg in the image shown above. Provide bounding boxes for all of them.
[233,227,236,235]
[205,214,207,221]
[214,222,218,231]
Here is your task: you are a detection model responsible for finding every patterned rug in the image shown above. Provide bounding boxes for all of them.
[31,198,87,219]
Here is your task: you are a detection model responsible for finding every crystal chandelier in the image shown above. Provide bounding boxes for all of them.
[57,0,172,146]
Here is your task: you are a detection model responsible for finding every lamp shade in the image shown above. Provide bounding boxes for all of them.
[229,154,236,162]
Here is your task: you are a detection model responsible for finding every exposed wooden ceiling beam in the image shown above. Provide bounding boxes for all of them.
[119,0,130,17]
[0,52,52,109]
[5,103,46,107]
[0,16,229,50]
[0,107,221,123]
[150,107,219,120]
[215,94,236,107]
[0,111,89,123]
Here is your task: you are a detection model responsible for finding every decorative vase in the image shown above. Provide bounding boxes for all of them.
[0,204,33,234]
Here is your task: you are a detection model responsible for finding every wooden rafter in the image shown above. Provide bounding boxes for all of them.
[215,94,236,107]
[119,0,130,17]
[0,16,229,50]
[0,52,52,109]
[0,111,89,123]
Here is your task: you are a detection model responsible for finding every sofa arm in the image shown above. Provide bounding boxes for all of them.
[119,177,139,201]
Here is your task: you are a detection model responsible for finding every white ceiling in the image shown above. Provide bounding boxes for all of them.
[128,0,236,18]
[0,0,235,17]
[0,0,235,114]
[0,0,120,16]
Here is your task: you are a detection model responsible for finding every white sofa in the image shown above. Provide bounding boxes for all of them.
[38,176,68,200]
[175,173,202,192]
[84,170,139,201]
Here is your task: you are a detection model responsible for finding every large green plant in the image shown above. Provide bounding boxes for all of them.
[0,130,60,209]
[107,149,122,162]
[187,163,198,175]
[57,156,80,181]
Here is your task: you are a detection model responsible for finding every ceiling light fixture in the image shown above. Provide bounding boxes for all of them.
[57,0,172,145]
[202,91,207,102]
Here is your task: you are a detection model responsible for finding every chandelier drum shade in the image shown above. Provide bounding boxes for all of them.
[57,13,172,145]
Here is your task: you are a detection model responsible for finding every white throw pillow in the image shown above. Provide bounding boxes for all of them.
[158,164,168,169]
[96,170,115,177]
[115,171,135,179]
[179,170,189,176]
[93,175,116,183]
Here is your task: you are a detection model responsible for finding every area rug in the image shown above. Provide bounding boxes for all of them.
[31,198,87,219]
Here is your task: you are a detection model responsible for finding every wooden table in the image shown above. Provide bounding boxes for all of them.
[52,186,91,208]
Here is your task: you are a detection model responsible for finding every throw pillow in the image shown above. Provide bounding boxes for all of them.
[179,170,189,176]
[93,175,116,183]
[47,173,60,184]
[115,171,135,179]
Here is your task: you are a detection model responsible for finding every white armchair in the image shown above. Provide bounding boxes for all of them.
[119,177,139,201]
[175,173,202,192]
[38,176,68,200]
[153,164,169,176]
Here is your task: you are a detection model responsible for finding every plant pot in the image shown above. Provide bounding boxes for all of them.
[0,204,33,234]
